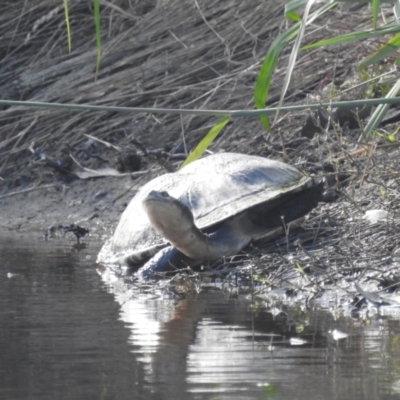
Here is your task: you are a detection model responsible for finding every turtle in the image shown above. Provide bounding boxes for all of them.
[97,152,323,276]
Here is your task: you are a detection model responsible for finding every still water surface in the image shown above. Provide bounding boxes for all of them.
[1,232,400,400]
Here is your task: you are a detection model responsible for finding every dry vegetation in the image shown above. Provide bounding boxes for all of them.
[0,0,376,187]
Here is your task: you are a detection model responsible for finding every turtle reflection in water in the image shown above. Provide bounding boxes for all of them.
[97,153,323,276]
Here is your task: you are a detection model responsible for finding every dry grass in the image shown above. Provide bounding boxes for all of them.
[0,0,375,186]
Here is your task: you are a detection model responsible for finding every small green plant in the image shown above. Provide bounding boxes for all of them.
[180,117,230,168]
[63,0,102,78]
[189,0,400,162]
[63,0,71,52]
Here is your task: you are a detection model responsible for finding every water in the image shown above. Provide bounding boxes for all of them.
[1,232,400,399]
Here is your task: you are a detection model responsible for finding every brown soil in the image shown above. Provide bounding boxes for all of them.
[1,0,400,303]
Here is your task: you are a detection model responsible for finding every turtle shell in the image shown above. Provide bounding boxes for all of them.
[98,152,313,264]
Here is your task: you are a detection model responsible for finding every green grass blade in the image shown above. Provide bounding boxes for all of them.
[395,1,400,20]
[276,0,316,122]
[285,0,312,21]
[285,0,310,14]
[93,0,101,79]
[302,25,400,50]
[254,1,336,129]
[302,32,373,48]
[361,78,400,140]
[359,32,400,68]
[284,0,305,21]
[286,11,302,22]
[254,25,300,129]
[372,0,379,30]
[295,262,307,277]
[336,0,398,3]
[63,0,72,52]
[180,116,230,168]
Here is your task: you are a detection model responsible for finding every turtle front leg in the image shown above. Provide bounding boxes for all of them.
[138,247,198,278]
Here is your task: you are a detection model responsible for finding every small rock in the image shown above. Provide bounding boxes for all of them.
[364,209,388,224]
[329,329,348,340]
[290,337,307,346]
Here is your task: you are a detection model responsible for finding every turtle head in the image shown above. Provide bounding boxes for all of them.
[142,190,196,246]
[142,190,249,261]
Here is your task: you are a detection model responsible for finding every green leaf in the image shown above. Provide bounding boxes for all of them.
[94,0,101,79]
[395,1,400,20]
[63,0,71,52]
[286,11,302,22]
[255,1,336,129]
[285,0,310,15]
[277,0,316,122]
[361,78,400,140]
[359,32,400,68]
[180,116,230,168]
[278,2,337,122]
[254,46,280,129]
[372,0,379,30]
[254,25,300,129]
[295,262,307,276]
[302,25,400,50]
[284,0,315,21]
[336,0,400,3]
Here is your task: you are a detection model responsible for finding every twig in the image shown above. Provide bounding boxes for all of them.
[0,184,55,200]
